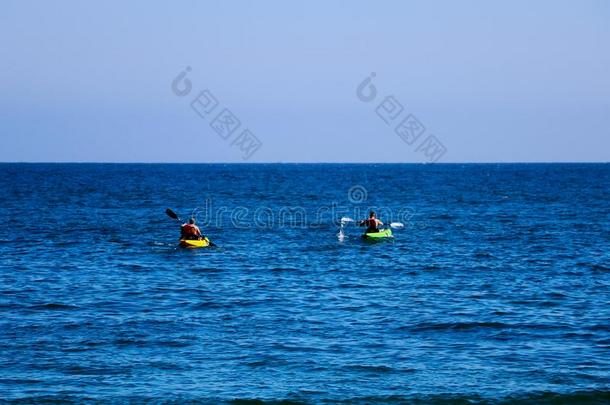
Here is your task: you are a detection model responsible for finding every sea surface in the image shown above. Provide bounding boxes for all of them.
[0,163,609,404]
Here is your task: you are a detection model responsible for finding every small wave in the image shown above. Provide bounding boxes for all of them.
[430,213,454,220]
[3,391,610,404]
[118,263,148,271]
[61,364,131,376]
[342,364,408,373]
[244,355,289,368]
[492,310,514,316]
[233,391,610,404]
[148,361,192,371]
[589,324,610,332]
[271,343,327,353]
[0,378,43,385]
[473,251,495,259]
[189,267,224,273]
[230,400,306,405]
[114,338,147,346]
[500,391,610,405]
[422,264,444,271]
[595,337,610,347]
[191,301,225,310]
[28,303,80,311]
[589,263,610,273]
[270,267,299,272]
[53,241,81,247]
[405,321,509,332]
[154,339,194,348]
[510,299,561,308]
[546,291,568,299]
[485,233,516,242]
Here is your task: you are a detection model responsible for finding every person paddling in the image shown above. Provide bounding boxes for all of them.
[359,211,383,233]
[181,218,203,240]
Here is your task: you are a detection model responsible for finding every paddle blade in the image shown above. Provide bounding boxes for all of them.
[390,222,405,228]
[165,208,179,220]
[340,217,355,224]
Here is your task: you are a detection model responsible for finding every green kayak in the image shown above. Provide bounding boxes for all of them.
[362,228,393,239]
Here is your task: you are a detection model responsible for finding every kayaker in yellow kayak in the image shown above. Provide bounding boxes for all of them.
[181,218,203,240]
[359,211,383,233]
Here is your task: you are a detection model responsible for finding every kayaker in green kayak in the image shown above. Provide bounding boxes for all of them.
[359,211,383,233]
[181,218,204,240]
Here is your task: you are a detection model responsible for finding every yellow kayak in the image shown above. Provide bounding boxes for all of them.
[179,238,210,248]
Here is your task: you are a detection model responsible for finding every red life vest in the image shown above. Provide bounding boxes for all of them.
[181,223,199,236]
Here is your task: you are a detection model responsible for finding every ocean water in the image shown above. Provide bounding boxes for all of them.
[0,163,609,404]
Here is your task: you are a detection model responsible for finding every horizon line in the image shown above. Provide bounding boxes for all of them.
[0,161,608,165]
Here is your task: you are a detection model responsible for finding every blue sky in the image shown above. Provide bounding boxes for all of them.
[1,0,609,162]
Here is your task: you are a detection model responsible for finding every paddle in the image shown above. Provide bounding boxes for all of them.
[165,208,182,223]
[166,208,216,247]
[340,217,404,229]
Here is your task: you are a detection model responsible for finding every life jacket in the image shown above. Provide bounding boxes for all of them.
[181,223,199,236]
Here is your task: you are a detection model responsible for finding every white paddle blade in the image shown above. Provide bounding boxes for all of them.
[340,217,355,224]
[390,222,404,228]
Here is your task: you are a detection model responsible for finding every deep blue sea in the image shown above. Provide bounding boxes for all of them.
[0,163,609,404]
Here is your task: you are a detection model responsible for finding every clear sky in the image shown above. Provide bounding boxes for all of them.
[1,0,609,163]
